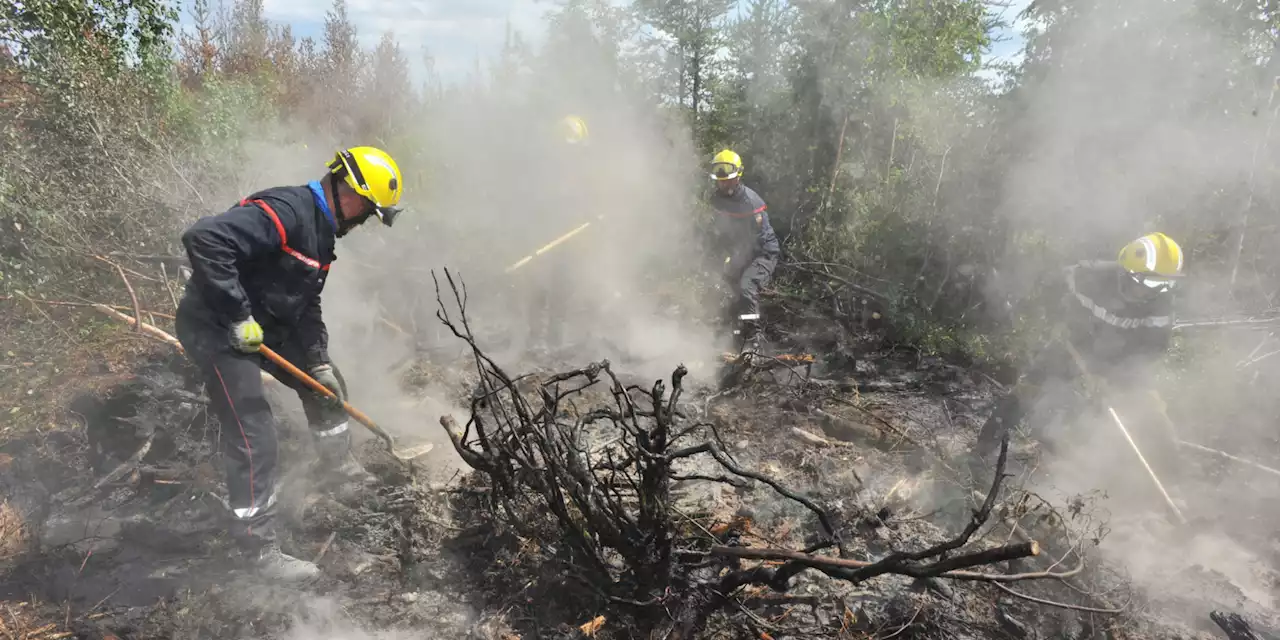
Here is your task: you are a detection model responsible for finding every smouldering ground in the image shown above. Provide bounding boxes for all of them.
[1,329,1278,639]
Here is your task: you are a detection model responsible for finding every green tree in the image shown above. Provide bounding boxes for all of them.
[635,0,735,120]
[222,0,270,77]
[320,0,360,134]
[177,0,221,87]
[364,31,413,142]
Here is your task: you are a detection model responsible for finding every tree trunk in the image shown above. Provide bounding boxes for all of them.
[690,47,701,121]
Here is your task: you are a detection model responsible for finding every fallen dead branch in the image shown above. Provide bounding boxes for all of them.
[1211,611,1265,640]
[788,427,839,448]
[0,501,29,563]
[315,531,338,563]
[709,427,1029,598]
[92,305,184,352]
[811,406,910,450]
[992,582,1128,614]
[707,541,1040,580]
[0,296,174,319]
[90,303,276,387]
[52,431,158,509]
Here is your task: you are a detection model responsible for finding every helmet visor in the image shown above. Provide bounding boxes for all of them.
[373,205,401,228]
[710,161,740,180]
[1129,272,1179,292]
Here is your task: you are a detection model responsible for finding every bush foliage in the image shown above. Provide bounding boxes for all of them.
[3,0,1279,366]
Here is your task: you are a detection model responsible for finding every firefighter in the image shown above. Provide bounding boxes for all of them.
[175,146,404,581]
[523,114,592,359]
[971,232,1184,464]
[706,149,781,357]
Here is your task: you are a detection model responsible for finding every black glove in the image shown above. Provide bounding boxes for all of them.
[309,363,346,407]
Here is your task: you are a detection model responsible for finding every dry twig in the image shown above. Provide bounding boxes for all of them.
[113,263,143,333]
[992,582,1127,614]
[0,296,173,319]
[92,305,183,352]
[159,262,180,311]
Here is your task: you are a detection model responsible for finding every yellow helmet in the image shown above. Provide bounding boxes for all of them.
[1118,232,1184,289]
[327,146,404,227]
[710,149,743,180]
[559,115,589,145]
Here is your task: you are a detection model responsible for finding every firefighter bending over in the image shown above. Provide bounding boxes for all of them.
[176,147,405,581]
[971,232,1184,465]
[524,114,592,358]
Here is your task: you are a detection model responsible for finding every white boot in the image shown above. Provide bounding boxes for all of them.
[250,543,320,582]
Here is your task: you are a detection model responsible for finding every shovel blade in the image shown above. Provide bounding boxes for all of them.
[390,442,435,461]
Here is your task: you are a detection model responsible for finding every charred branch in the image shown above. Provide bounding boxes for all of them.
[427,269,1061,636]
[430,268,838,616]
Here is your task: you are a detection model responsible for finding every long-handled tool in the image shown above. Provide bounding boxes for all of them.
[1061,337,1187,525]
[1175,439,1280,479]
[258,345,434,462]
[504,215,604,274]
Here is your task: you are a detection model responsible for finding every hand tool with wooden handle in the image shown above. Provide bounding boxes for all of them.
[1061,337,1186,525]
[258,345,433,462]
[504,215,605,274]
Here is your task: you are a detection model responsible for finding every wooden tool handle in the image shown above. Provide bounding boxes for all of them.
[258,345,381,432]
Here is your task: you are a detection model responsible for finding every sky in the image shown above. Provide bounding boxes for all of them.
[177,0,1034,84]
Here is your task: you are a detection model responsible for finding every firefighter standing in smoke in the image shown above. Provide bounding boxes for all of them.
[970,232,1184,467]
[176,146,404,581]
[522,114,593,358]
[707,149,780,356]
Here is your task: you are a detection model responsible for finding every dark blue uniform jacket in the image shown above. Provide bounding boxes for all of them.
[179,182,337,366]
[708,185,781,268]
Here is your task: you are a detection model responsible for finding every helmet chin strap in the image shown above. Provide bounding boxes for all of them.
[330,173,372,238]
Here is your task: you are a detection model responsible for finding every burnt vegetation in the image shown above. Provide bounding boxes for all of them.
[7,0,1280,638]
[424,269,1126,638]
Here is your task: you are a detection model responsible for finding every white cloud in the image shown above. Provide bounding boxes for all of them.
[248,0,554,80]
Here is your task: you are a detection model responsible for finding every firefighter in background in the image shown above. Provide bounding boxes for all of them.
[970,232,1184,465]
[522,114,592,359]
[177,147,404,581]
[706,149,781,357]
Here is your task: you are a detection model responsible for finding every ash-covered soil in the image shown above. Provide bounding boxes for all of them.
[1,331,1278,639]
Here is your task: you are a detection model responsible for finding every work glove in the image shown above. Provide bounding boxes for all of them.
[309,363,345,407]
[229,316,264,353]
